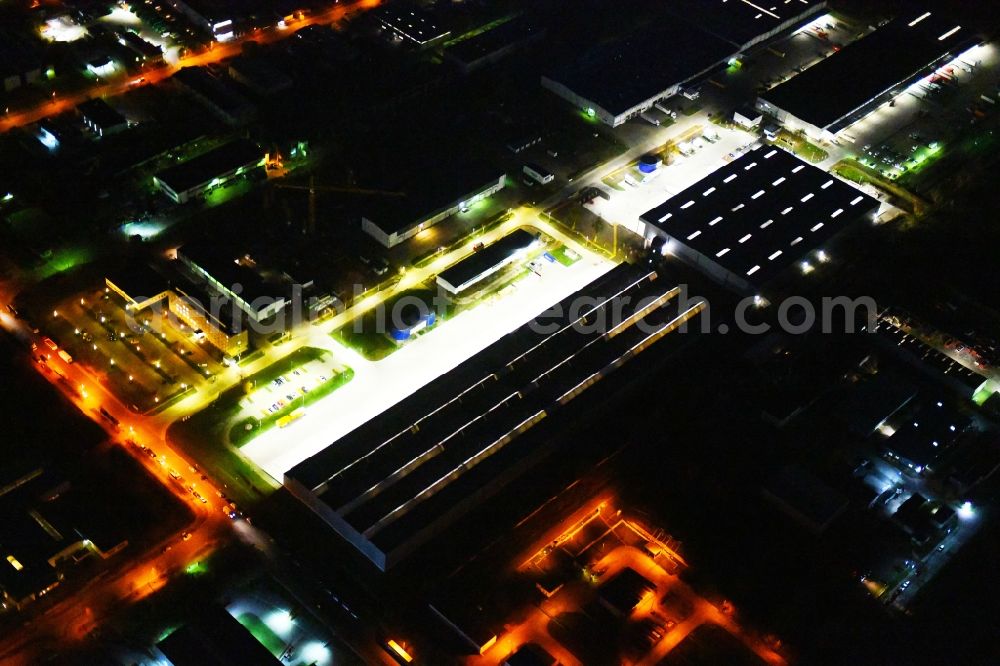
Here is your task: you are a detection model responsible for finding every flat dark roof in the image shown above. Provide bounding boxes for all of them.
[763,464,848,530]
[640,146,879,286]
[158,607,282,666]
[446,16,540,65]
[179,242,287,308]
[599,567,656,615]
[228,55,292,92]
[107,262,168,300]
[545,20,734,116]
[505,643,557,666]
[660,623,767,666]
[761,11,976,131]
[437,228,537,293]
[885,398,968,466]
[0,28,43,77]
[545,0,824,116]
[77,98,126,129]
[154,139,262,194]
[364,160,504,235]
[172,67,254,118]
[665,0,825,50]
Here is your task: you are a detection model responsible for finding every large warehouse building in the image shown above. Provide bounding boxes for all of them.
[542,0,827,126]
[757,11,977,140]
[361,164,505,248]
[285,266,704,570]
[639,145,880,293]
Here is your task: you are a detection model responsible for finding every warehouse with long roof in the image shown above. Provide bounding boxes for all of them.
[285,266,705,569]
[757,10,979,140]
[639,145,880,293]
[542,0,827,126]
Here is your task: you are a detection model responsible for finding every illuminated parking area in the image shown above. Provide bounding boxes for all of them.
[840,41,1000,155]
[243,241,615,480]
[39,16,89,42]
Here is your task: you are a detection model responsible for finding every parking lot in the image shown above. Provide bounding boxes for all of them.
[40,286,220,413]
[836,42,1000,188]
[240,357,343,420]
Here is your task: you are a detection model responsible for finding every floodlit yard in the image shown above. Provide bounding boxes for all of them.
[242,246,615,480]
[585,126,758,237]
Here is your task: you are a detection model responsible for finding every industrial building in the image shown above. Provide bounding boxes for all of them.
[228,56,292,96]
[874,312,989,395]
[115,30,163,62]
[436,228,539,295]
[374,2,450,47]
[177,243,292,325]
[638,145,880,293]
[444,17,543,73]
[542,0,826,126]
[733,105,763,129]
[762,464,848,534]
[153,139,264,204]
[105,261,249,356]
[157,606,282,666]
[77,98,128,137]
[163,0,291,41]
[0,28,45,92]
[881,398,969,476]
[758,11,977,140]
[598,567,656,617]
[0,466,128,612]
[285,265,705,569]
[171,67,255,126]
[361,166,506,248]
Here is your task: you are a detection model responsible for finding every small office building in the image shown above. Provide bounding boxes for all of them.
[77,98,128,137]
[436,228,538,295]
[168,286,249,357]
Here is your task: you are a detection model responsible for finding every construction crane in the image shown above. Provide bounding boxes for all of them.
[273,175,405,234]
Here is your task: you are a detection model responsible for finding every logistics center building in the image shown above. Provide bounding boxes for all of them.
[285,265,705,570]
[542,0,827,126]
[757,10,978,140]
[639,145,880,293]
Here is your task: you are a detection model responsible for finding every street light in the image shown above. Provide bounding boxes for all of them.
[958,501,975,520]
